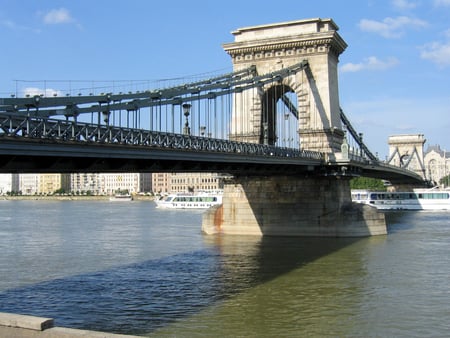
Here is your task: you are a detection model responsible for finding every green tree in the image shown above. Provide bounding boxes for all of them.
[54,188,66,195]
[440,174,450,187]
[350,177,386,191]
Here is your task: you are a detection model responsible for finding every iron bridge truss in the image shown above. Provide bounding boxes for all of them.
[0,60,428,183]
[0,114,325,175]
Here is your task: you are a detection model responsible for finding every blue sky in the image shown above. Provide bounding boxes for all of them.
[1,0,449,158]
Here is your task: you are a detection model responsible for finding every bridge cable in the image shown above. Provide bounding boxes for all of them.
[339,108,377,162]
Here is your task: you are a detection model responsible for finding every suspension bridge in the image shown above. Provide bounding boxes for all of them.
[0,18,427,236]
[0,59,423,183]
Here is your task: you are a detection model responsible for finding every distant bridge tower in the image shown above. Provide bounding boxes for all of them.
[387,134,426,179]
[223,18,347,154]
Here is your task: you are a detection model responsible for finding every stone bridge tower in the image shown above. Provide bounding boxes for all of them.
[387,134,426,179]
[223,18,347,154]
[203,19,386,238]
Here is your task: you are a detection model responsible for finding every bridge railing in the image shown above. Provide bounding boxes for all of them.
[0,114,324,161]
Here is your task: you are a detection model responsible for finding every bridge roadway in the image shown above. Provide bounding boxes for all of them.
[0,114,424,185]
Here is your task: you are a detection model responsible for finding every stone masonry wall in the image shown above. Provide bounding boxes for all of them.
[203,176,386,237]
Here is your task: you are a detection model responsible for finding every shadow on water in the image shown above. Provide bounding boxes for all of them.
[0,233,363,336]
[383,211,422,234]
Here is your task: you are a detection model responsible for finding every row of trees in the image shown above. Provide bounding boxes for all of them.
[351,175,450,189]
[350,177,387,191]
[7,189,99,196]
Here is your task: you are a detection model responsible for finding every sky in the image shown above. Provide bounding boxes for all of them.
[1,0,449,159]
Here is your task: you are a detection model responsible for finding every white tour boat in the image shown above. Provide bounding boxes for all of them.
[351,188,450,210]
[109,194,133,202]
[155,191,222,209]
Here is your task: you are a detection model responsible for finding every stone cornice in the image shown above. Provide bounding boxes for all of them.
[223,32,347,58]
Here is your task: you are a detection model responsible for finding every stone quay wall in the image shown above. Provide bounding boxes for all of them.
[0,312,142,338]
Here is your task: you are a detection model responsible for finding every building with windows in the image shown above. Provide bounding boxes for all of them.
[152,173,171,194]
[70,173,102,195]
[100,173,140,195]
[139,173,152,193]
[151,172,223,194]
[170,172,222,192]
[0,174,13,195]
[424,145,449,186]
[39,174,69,194]
[18,174,40,195]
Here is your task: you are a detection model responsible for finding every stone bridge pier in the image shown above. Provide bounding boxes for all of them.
[203,18,386,237]
[202,176,386,237]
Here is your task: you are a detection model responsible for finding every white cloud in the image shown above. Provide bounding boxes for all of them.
[42,8,74,25]
[392,0,418,10]
[0,19,17,30]
[420,41,450,66]
[23,87,63,97]
[358,16,427,38]
[434,0,450,6]
[340,56,399,73]
[0,18,40,33]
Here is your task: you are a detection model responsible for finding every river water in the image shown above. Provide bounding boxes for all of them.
[0,200,449,337]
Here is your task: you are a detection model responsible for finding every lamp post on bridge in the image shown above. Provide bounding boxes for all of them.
[359,132,363,158]
[182,103,191,135]
[102,111,110,125]
[263,122,269,145]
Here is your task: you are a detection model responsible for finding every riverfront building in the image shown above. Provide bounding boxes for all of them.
[170,172,223,193]
[0,174,13,194]
[151,172,223,194]
[424,145,449,186]
[18,174,40,195]
[70,173,102,195]
[100,173,141,195]
[39,174,70,194]
[151,173,171,194]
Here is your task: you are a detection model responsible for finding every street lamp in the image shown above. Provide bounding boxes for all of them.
[182,103,191,135]
[102,110,110,124]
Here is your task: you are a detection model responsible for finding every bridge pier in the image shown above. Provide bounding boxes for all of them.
[202,176,386,237]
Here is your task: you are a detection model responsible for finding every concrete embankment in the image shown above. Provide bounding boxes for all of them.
[0,312,143,338]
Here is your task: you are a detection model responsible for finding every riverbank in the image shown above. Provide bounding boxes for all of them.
[1,195,155,201]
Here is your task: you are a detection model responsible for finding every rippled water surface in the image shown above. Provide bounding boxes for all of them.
[0,200,449,337]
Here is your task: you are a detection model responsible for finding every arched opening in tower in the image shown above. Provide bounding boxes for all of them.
[261,84,299,148]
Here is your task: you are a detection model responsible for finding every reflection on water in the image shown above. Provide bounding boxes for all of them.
[152,235,377,337]
[0,201,449,337]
